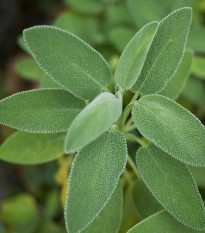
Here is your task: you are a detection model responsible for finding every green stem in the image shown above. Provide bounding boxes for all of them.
[123,168,133,185]
[127,155,141,180]
[125,133,147,148]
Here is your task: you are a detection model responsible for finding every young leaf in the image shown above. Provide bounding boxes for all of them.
[131,7,192,95]
[115,22,159,90]
[136,143,205,230]
[191,56,205,79]
[0,132,65,164]
[132,179,162,219]
[65,92,122,153]
[128,210,205,233]
[160,50,193,100]
[15,57,46,81]
[65,131,127,233]
[0,89,85,133]
[82,182,123,233]
[132,94,205,166]
[23,26,111,100]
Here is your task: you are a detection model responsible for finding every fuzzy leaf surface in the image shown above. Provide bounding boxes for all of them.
[115,22,159,90]
[132,179,162,219]
[23,26,111,100]
[65,131,127,233]
[0,89,85,133]
[136,143,205,230]
[160,50,193,100]
[65,92,122,153]
[132,94,205,166]
[82,182,123,233]
[131,7,192,95]
[0,132,65,164]
[128,210,205,233]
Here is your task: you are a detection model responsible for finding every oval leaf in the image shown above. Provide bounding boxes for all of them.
[128,210,204,233]
[136,143,205,230]
[65,131,127,233]
[23,26,111,100]
[132,94,205,166]
[160,50,193,100]
[0,89,85,133]
[115,21,159,90]
[131,7,192,95]
[0,132,65,164]
[82,182,123,233]
[65,92,122,153]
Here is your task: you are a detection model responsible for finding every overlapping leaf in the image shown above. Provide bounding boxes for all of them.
[115,21,159,90]
[65,92,122,153]
[0,89,85,133]
[65,131,127,233]
[0,132,65,164]
[136,143,205,230]
[23,26,111,100]
[132,94,205,166]
[131,7,192,95]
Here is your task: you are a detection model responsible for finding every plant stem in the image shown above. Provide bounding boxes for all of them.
[127,155,141,180]
[123,168,133,185]
[125,133,147,148]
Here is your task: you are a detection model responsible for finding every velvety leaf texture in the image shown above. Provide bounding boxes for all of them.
[160,50,193,100]
[0,132,65,164]
[82,182,123,233]
[128,210,205,233]
[65,92,122,153]
[115,21,159,90]
[136,143,205,230]
[132,94,205,166]
[65,131,127,233]
[132,179,162,220]
[0,89,85,133]
[131,7,192,95]
[23,26,111,100]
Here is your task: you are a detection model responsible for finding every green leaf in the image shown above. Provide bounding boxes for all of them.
[115,22,159,90]
[23,26,111,100]
[108,27,136,53]
[65,92,122,153]
[17,35,29,53]
[191,56,205,79]
[0,132,65,164]
[131,7,192,95]
[132,94,205,166]
[0,89,85,133]
[54,12,103,45]
[15,57,46,81]
[160,50,193,100]
[187,27,205,53]
[182,76,205,105]
[127,0,166,27]
[128,210,205,233]
[82,182,123,233]
[132,179,162,219]
[65,131,127,233]
[189,166,205,188]
[136,143,205,230]
[65,0,104,15]
[39,76,61,89]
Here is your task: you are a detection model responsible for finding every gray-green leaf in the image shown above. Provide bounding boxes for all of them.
[23,26,111,100]
[160,50,193,100]
[0,89,85,133]
[0,132,65,164]
[136,143,205,230]
[115,21,159,90]
[65,92,122,153]
[128,210,205,233]
[131,7,192,95]
[191,56,205,79]
[82,182,123,233]
[65,131,127,233]
[132,94,205,166]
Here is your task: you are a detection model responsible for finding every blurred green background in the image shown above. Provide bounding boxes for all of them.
[1,0,205,232]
